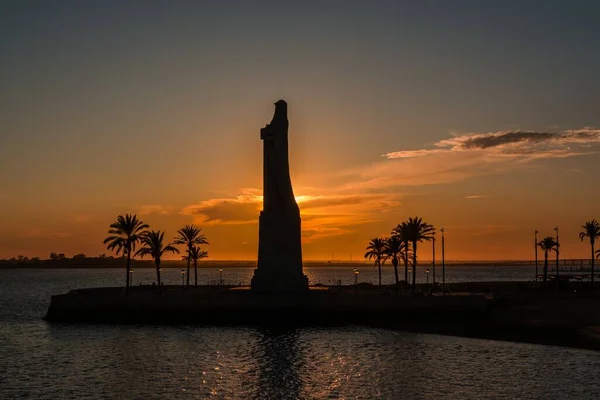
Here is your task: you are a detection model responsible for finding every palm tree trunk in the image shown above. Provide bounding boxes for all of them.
[404,242,409,283]
[186,245,191,287]
[412,241,418,293]
[125,249,131,293]
[592,242,595,288]
[194,259,198,287]
[393,258,399,285]
[543,252,548,289]
[156,259,161,291]
[377,257,382,288]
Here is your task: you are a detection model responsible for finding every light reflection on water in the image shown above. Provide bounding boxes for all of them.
[1,269,600,399]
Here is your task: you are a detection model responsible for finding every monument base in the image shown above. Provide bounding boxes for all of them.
[250,268,309,292]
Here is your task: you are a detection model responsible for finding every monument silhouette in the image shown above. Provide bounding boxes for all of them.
[251,100,309,291]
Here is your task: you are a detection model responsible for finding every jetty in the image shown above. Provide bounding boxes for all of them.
[45,283,600,351]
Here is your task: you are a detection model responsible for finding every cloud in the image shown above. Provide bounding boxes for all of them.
[181,189,262,225]
[73,215,91,223]
[465,195,483,199]
[385,128,600,159]
[334,127,600,192]
[18,228,72,239]
[182,191,401,242]
[138,205,175,216]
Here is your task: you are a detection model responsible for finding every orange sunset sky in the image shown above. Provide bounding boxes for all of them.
[1,2,599,261]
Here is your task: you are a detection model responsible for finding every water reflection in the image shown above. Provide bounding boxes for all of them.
[253,328,303,400]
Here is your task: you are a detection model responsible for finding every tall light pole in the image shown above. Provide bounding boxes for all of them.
[432,232,436,286]
[535,230,539,281]
[219,268,223,285]
[181,269,185,286]
[441,228,446,293]
[554,226,559,277]
[354,268,359,285]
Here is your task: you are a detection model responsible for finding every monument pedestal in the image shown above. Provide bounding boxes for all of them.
[251,210,308,292]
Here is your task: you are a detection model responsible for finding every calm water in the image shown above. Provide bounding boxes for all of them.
[1,269,600,399]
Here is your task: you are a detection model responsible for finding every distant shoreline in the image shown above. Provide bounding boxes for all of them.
[0,259,593,269]
[0,263,566,269]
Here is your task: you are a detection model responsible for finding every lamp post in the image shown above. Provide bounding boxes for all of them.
[534,230,539,281]
[554,226,559,277]
[441,228,446,293]
[130,269,133,287]
[408,268,412,285]
[425,268,430,285]
[181,269,185,287]
[432,232,436,286]
[354,268,359,285]
[219,268,223,285]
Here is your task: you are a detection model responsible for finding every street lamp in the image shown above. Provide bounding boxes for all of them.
[432,232,436,286]
[441,227,446,294]
[219,268,223,285]
[425,268,430,284]
[408,268,412,285]
[554,226,560,277]
[534,230,539,281]
[181,269,185,286]
[130,269,133,287]
[354,268,359,285]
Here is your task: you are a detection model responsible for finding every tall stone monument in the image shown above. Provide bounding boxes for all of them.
[251,100,309,292]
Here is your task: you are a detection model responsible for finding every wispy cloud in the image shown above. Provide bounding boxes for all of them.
[138,205,175,216]
[182,190,401,242]
[465,195,484,199]
[385,128,600,159]
[18,228,72,239]
[181,189,262,225]
[336,127,600,191]
[72,215,92,223]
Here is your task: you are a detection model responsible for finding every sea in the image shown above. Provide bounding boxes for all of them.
[1,266,599,399]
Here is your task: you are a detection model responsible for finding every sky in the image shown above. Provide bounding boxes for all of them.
[1,0,599,261]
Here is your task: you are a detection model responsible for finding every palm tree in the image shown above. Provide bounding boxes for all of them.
[384,235,405,286]
[579,219,600,287]
[538,236,559,288]
[392,223,411,283]
[103,214,149,292]
[364,237,387,287]
[182,245,209,286]
[402,217,435,293]
[135,230,179,291]
[174,224,208,287]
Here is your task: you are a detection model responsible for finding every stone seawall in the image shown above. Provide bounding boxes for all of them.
[45,286,488,326]
[45,286,600,351]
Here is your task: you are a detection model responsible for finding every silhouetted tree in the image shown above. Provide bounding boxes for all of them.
[403,217,435,293]
[182,245,209,286]
[135,230,179,291]
[73,253,86,260]
[364,237,387,287]
[174,225,208,287]
[384,236,405,286]
[392,223,411,283]
[579,219,600,287]
[538,236,559,289]
[103,214,149,292]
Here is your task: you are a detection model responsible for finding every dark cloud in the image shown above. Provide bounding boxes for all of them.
[386,128,600,159]
[461,131,554,149]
